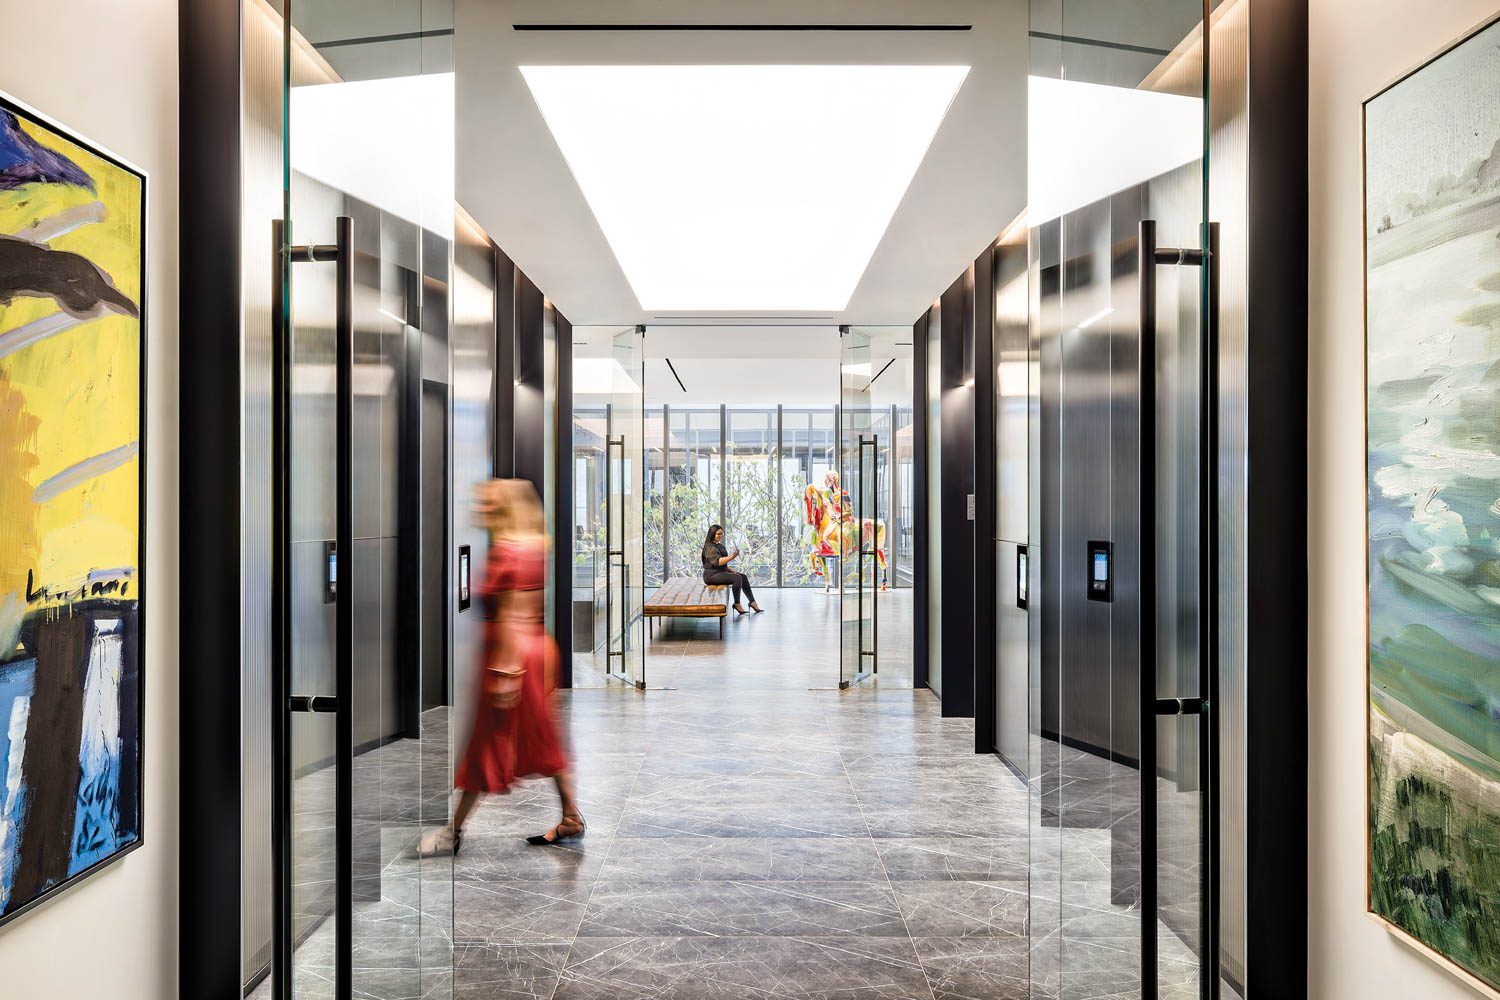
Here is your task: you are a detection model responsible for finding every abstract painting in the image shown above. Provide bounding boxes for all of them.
[1366,15,1500,988]
[0,92,144,927]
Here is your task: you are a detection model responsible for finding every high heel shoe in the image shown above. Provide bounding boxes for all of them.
[418,824,462,858]
[750,602,765,613]
[527,814,586,846]
[733,603,748,616]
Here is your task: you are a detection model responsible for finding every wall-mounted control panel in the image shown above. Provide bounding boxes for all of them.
[1087,540,1113,603]
[1016,545,1029,610]
[324,540,337,604]
[458,544,472,612]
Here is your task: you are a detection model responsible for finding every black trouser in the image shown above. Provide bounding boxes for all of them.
[704,570,755,606]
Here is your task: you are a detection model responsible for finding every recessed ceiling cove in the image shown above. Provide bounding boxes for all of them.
[519,64,969,313]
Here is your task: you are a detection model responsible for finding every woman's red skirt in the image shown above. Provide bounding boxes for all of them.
[455,629,569,794]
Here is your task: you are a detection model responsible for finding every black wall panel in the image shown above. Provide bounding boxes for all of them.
[971,246,997,750]
[179,0,245,991]
[939,272,975,718]
[912,311,930,690]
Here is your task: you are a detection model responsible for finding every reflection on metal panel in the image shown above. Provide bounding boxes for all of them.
[449,218,496,761]
[995,232,1030,773]
[1209,0,1250,987]
[241,0,282,981]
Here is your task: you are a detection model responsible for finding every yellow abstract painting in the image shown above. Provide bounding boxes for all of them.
[0,92,144,924]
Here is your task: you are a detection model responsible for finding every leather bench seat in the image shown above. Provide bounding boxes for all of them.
[644,577,729,617]
[645,578,729,639]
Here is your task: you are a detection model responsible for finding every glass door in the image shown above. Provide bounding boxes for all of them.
[271,3,455,998]
[839,328,877,687]
[840,328,914,688]
[1027,1,1218,998]
[605,326,646,688]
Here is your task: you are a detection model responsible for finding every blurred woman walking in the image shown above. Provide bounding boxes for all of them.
[420,479,583,856]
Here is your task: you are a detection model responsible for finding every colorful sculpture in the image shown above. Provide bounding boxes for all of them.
[840,516,889,592]
[803,476,842,592]
[804,471,888,592]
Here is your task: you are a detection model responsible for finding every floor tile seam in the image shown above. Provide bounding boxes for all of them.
[825,696,934,999]
[568,731,650,970]
[821,691,940,1000]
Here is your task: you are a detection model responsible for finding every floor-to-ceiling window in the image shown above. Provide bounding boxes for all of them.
[644,406,666,588]
[780,408,839,587]
[636,404,913,589]
[664,407,722,578]
[725,408,779,584]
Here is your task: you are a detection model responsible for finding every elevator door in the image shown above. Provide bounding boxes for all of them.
[1027,2,1220,998]
[269,4,455,998]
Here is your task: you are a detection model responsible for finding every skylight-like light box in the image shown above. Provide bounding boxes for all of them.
[521,65,970,313]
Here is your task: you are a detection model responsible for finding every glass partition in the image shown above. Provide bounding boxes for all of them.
[570,397,608,685]
[839,328,913,687]
[276,0,455,996]
[607,327,646,687]
[572,327,645,688]
[1027,1,1214,998]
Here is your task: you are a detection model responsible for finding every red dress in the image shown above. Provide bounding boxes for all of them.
[454,539,569,794]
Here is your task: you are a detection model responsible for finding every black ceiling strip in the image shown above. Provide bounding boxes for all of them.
[866,357,897,390]
[514,24,971,32]
[314,27,455,50]
[664,358,687,393]
[1027,30,1172,57]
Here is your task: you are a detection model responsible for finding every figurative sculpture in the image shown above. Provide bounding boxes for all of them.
[803,471,887,592]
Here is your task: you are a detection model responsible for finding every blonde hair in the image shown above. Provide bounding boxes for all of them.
[478,478,549,546]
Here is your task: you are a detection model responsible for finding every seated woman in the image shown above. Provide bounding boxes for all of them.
[701,524,764,616]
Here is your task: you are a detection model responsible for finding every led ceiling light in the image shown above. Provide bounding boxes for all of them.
[521,65,970,312]
[1028,76,1201,224]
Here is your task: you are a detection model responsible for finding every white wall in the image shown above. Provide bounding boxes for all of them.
[1308,2,1496,998]
[0,1,179,996]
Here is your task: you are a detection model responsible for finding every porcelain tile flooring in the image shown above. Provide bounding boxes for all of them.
[454,587,1030,1000]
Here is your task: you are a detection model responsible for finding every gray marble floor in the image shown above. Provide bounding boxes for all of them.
[453,587,1027,1000]
[257,588,1219,1000]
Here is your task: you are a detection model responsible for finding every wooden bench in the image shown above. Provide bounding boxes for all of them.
[645,577,730,639]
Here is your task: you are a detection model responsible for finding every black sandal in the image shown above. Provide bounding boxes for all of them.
[733,603,748,616]
[527,814,586,846]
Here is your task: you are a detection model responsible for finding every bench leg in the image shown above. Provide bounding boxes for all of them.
[719,616,724,640]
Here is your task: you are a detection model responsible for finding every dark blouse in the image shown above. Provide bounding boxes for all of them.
[702,541,728,580]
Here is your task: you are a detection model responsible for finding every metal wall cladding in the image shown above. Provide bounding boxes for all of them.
[240,0,282,980]
[994,234,1030,775]
[449,221,497,762]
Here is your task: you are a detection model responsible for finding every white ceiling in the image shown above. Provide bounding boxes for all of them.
[568,325,920,407]
[454,0,1028,327]
[643,326,841,406]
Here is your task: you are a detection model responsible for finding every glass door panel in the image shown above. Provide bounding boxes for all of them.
[570,327,622,688]
[605,326,645,688]
[839,328,876,688]
[852,328,915,685]
[275,3,454,998]
[1026,1,1214,998]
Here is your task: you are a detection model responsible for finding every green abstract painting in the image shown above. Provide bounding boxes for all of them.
[1366,15,1500,988]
